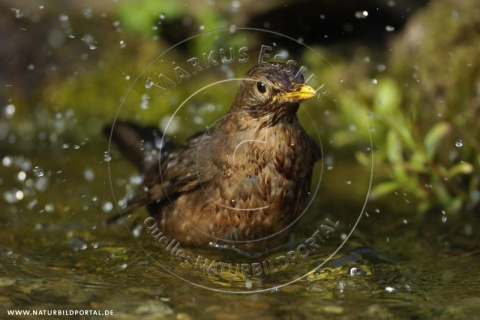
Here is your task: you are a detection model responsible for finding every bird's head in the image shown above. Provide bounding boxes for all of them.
[231,62,317,123]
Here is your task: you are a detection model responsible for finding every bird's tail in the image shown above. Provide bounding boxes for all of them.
[103,120,174,223]
[103,120,175,172]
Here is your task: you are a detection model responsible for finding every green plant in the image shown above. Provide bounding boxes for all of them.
[345,78,476,214]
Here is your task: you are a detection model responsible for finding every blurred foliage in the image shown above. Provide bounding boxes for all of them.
[117,0,228,58]
[316,0,480,215]
[117,0,183,36]
[384,0,480,215]
[38,0,256,143]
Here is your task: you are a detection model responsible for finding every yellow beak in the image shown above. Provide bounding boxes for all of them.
[279,84,317,102]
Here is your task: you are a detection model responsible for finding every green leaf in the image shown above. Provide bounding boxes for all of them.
[355,150,372,167]
[386,131,402,163]
[446,162,474,178]
[446,198,463,214]
[424,122,451,160]
[118,0,181,36]
[374,78,401,115]
[370,182,399,199]
[395,119,416,150]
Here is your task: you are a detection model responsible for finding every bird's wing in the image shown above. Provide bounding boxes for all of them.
[119,131,214,214]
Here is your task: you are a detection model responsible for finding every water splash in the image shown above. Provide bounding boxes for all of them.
[103,152,112,162]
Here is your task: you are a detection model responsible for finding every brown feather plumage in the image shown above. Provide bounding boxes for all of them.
[105,62,321,251]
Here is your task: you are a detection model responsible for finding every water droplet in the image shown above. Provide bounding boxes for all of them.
[441,212,447,223]
[15,190,24,201]
[83,7,93,19]
[20,158,32,171]
[130,175,142,185]
[355,11,368,19]
[245,279,252,289]
[35,177,49,192]
[145,77,153,89]
[28,199,38,210]
[455,139,463,148]
[377,64,387,72]
[275,49,289,60]
[102,201,113,212]
[4,190,17,203]
[2,156,12,167]
[349,267,358,276]
[11,8,24,19]
[84,167,95,181]
[159,13,166,20]
[229,24,237,33]
[81,34,97,50]
[231,0,241,12]
[140,93,150,109]
[5,104,16,118]
[385,25,395,32]
[193,115,204,125]
[103,152,112,162]
[59,14,69,22]
[119,40,126,48]
[17,171,27,181]
[385,286,395,293]
[45,203,55,212]
[132,224,143,237]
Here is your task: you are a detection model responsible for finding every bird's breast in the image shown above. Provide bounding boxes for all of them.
[204,122,314,210]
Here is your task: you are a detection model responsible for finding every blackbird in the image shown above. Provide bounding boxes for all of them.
[105,62,321,251]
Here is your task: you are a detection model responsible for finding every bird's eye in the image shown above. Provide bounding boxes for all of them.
[256,81,267,94]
